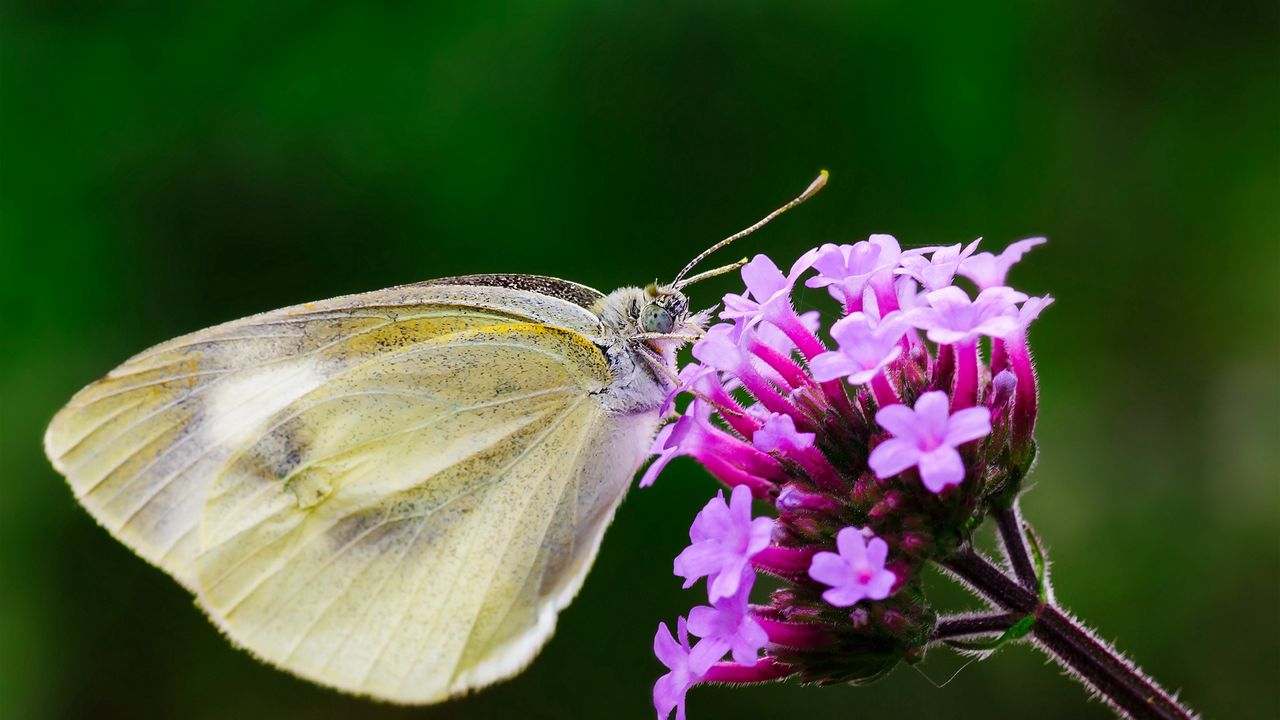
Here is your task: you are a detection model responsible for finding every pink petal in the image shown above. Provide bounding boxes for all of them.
[918,447,965,493]
[945,407,993,446]
[674,541,727,583]
[687,638,725,675]
[822,584,867,607]
[865,537,889,568]
[728,484,753,525]
[741,255,788,300]
[835,527,866,561]
[640,449,678,488]
[654,622,680,666]
[923,285,971,312]
[808,551,853,588]
[730,620,768,665]
[708,558,748,601]
[868,438,921,479]
[747,517,775,555]
[874,404,920,439]
[866,570,896,600]
[809,351,859,382]
[912,391,952,436]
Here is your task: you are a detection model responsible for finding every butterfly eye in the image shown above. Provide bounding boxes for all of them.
[639,303,675,334]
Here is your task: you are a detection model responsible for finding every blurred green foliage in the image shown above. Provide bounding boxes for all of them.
[2,2,1277,719]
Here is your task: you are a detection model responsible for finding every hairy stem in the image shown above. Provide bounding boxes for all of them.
[994,503,1039,592]
[940,547,1196,720]
[931,611,1022,640]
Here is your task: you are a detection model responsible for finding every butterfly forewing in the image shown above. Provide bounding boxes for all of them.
[44,278,655,703]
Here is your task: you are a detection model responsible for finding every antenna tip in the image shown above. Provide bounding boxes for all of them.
[802,170,829,200]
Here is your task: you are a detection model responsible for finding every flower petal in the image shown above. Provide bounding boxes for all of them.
[868,438,920,479]
[945,407,993,446]
[918,447,966,492]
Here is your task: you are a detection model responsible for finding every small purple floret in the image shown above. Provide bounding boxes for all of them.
[654,617,704,720]
[808,527,896,607]
[753,413,815,455]
[687,569,769,666]
[908,285,1028,345]
[958,237,1046,290]
[674,485,775,601]
[896,239,981,291]
[869,391,992,493]
[810,311,909,384]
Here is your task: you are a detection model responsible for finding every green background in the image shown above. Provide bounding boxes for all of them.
[2,2,1276,719]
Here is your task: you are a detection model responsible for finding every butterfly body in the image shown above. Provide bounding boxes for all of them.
[45,274,702,704]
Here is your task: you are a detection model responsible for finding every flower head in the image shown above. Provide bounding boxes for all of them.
[808,527,896,606]
[648,237,1052,700]
[674,485,774,601]
[869,391,992,492]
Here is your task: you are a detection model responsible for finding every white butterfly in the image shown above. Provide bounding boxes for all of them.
[43,173,826,704]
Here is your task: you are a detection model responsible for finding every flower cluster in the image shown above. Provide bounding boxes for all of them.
[649,236,1051,719]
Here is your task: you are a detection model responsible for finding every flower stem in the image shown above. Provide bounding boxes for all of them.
[994,503,1039,592]
[940,547,1197,720]
[931,611,1022,640]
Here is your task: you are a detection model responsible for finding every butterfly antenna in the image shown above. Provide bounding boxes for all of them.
[670,170,828,288]
[673,257,749,289]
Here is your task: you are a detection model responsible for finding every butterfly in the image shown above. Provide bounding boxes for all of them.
[42,172,826,704]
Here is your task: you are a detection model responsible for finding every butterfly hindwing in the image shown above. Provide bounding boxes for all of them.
[44,279,655,703]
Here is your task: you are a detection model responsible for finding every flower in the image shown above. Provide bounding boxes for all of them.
[687,569,769,666]
[896,239,981,291]
[808,527,896,606]
[804,235,910,310]
[869,391,992,492]
[752,413,815,454]
[958,237,1046,290]
[648,238,1056,701]
[809,311,910,384]
[673,485,775,601]
[654,617,705,720]
[1007,294,1055,337]
[721,254,807,329]
[907,286,1028,345]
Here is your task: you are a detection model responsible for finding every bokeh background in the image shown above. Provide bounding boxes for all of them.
[2,2,1277,719]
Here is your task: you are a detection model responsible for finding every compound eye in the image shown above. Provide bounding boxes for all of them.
[639,303,675,334]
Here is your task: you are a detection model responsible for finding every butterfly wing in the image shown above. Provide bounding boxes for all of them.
[44,279,657,703]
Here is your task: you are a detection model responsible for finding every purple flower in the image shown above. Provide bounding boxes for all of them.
[674,485,775,601]
[753,413,815,454]
[654,617,704,720]
[721,254,807,329]
[687,569,769,666]
[958,237,1046,290]
[641,423,681,488]
[896,239,981,291]
[640,399,781,490]
[869,391,992,492]
[804,235,907,309]
[908,286,1028,345]
[1007,294,1054,337]
[692,323,750,373]
[809,311,910,384]
[808,527,896,607]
